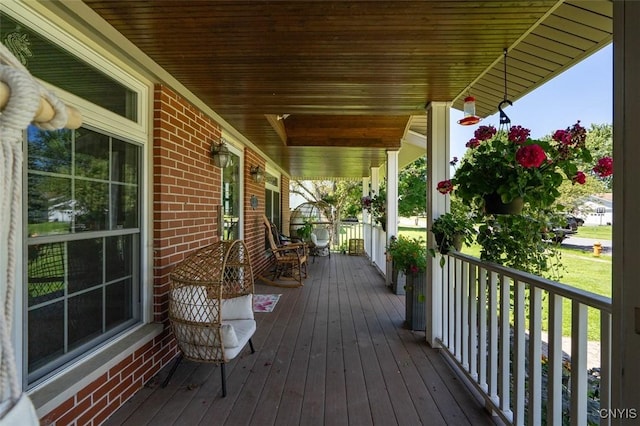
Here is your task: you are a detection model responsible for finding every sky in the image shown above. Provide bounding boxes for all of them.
[449,43,612,162]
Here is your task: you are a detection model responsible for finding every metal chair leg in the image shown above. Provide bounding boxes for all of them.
[220,363,227,397]
[162,353,183,388]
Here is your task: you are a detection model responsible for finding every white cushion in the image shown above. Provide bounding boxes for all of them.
[220,323,239,348]
[223,319,256,360]
[222,294,254,320]
[171,286,215,322]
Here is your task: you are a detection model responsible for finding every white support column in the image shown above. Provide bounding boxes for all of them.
[362,177,370,224]
[613,1,640,414]
[386,150,399,286]
[370,167,380,265]
[425,101,451,347]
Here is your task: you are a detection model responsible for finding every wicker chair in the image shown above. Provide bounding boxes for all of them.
[310,227,331,262]
[163,240,256,397]
[263,215,308,287]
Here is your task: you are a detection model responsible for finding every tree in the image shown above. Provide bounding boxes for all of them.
[398,156,427,218]
[290,179,363,223]
[555,123,612,211]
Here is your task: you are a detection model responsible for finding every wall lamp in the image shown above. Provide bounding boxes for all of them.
[250,165,265,183]
[210,138,231,168]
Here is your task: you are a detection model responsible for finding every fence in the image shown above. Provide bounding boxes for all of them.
[438,251,612,426]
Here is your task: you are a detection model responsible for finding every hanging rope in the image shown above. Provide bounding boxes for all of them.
[0,41,80,421]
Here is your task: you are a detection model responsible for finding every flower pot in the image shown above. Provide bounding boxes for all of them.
[483,193,524,215]
[434,232,464,254]
[390,261,406,295]
[405,270,426,331]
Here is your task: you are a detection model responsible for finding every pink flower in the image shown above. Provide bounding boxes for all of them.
[465,138,480,148]
[593,156,613,177]
[572,171,586,185]
[474,125,497,141]
[516,144,547,168]
[409,265,419,274]
[437,180,454,194]
[508,125,531,144]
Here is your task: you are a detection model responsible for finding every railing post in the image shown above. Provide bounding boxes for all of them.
[513,281,526,426]
[468,264,478,380]
[600,312,612,426]
[478,267,488,392]
[488,271,498,404]
[570,301,588,426]
[528,287,542,425]
[548,292,563,426]
[499,274,511,418]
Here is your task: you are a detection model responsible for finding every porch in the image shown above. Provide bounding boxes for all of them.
[105,254,494,425]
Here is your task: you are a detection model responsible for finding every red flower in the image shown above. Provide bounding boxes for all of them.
[593,156,613,177]
[465,138,480,148]
[508,126,531,144]
[552,129,572,145]
[572,171,586,185]
[437,180,454,194]
[409,265,419,274]
[474,125,497,141]
[516,144,547,168]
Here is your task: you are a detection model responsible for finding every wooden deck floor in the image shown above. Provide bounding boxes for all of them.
[105,254,495,426]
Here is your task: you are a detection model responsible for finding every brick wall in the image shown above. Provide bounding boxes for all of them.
[40,84,276,425]
[244,148,271,278]
[152,85,223,323]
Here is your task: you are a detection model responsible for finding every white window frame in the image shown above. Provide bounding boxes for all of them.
[5,0,153,392]
[220,132,244,239]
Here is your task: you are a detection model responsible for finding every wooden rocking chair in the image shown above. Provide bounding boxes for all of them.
[262,215,308,287]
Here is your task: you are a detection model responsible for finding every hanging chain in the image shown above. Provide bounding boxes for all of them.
[498,48,512,129]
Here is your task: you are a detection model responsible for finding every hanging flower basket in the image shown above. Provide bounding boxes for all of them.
[483,193,524,215]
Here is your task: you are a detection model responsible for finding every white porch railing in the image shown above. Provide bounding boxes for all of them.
[438,251,612,426]
[335,220,364,253]
[359,222,387,271]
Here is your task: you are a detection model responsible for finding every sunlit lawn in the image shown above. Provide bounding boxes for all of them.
[575,225,612,240]
[398,225,611,340]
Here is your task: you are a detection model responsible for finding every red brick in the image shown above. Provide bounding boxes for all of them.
[57,395,91,426]
[40,396,74,425]
[77,373,108,402]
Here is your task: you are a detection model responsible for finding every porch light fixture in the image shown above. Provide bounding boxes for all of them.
[250,165,265,183]
[210,138,231,168]
[457,95,481,126]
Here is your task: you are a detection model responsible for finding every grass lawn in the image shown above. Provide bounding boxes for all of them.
[398,226,611,340]
[575,225,612,240]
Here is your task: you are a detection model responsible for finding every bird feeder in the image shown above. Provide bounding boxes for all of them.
[457,96,481,126]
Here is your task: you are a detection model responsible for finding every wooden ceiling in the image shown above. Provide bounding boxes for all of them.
[76,0,612,179]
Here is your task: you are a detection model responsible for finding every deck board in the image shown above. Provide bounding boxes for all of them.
[105,254,495,426]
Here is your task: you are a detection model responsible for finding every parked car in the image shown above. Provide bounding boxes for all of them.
[566,214,585,227]
[544,215,579,243]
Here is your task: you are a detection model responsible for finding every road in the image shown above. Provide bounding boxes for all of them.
[562,235,612,254]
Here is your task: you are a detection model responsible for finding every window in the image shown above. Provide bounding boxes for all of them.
[221,151,241,240]
[1,12,138,121]
[26,126,141,385]
[264,171,281,228]
[26,126,141,384]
